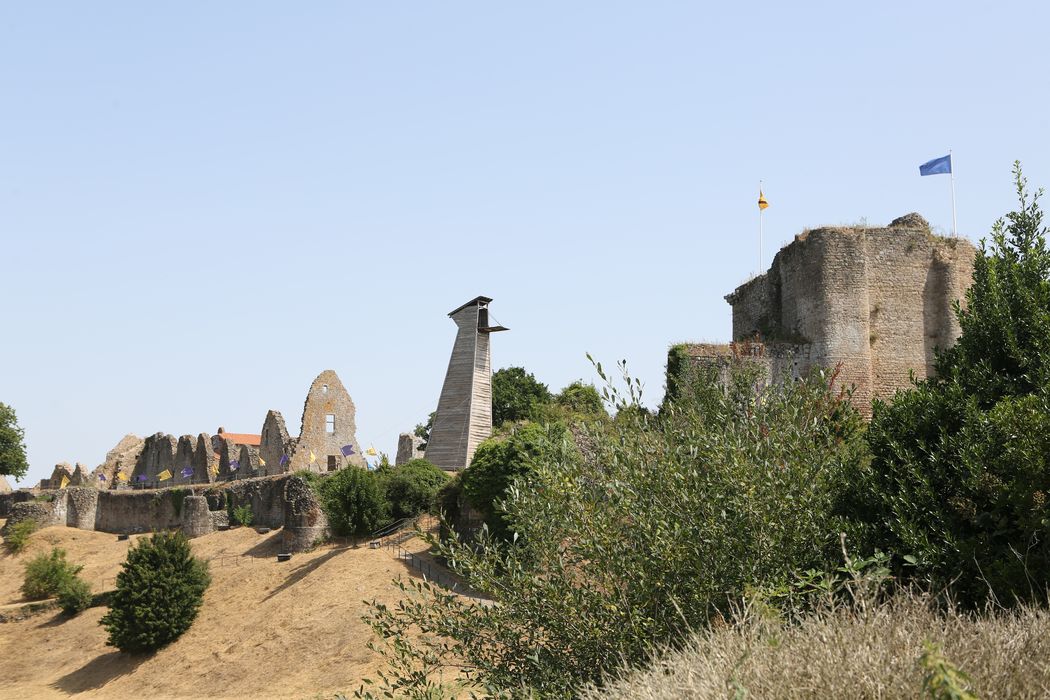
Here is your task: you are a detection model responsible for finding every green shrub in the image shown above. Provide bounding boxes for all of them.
[365,360,867,696]
[318,467,388,537]
[461,421,569,540]
[381,459,451,520]
[231,504,254,527]
[554,380,606,417]
[57,576,93,615]
[22,548,83,600]
[861,164,1050,606]
[4,518,37,554]
[100,531,211,652]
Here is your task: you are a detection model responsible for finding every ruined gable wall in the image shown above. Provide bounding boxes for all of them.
[290,370,364,473]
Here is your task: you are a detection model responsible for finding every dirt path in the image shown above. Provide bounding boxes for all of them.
[0,524,443,699]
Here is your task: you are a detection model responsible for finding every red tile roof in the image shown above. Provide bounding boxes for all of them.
[220,433,261,446]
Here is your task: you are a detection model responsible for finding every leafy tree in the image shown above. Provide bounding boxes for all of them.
[862,163,1050,605]
[553,381,606,417]
[318,466,388,537]
[363,361,866,697]
[0,402,28,480]
[100,531,211,652]
[413,412,435,451]
[492,367,552,426]
[381,459,451,520]
[461,421,568,540]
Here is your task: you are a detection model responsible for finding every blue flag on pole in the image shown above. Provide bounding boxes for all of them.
[340,444,355,457]
[920,154,952,176]
[279,454,289,466]
[229,459,239,471]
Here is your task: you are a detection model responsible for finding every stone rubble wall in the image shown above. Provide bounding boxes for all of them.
[0,474,326,552]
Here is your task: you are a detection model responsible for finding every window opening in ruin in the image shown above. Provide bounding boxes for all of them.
[327,455,337,471]
[326,414,335,433]
[322,384,328,394]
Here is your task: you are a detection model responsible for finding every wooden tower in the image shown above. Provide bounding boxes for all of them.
[425,296,508,471]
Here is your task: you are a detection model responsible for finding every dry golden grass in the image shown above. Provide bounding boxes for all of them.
[585,592,1050,699]
[0,522,439,700]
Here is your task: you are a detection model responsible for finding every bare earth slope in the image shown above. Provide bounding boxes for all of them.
[0,522,433,700]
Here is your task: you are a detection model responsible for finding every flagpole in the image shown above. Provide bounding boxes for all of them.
[758,180,764,272]
[949,149,958,237]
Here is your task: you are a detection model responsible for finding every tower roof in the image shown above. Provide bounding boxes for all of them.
[447,296,493,317]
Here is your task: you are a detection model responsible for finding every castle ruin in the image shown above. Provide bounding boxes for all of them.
[674,214,976,410]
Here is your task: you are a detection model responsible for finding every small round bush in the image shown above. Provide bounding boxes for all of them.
[100,531,211,652]
[4,518,38,554]
[22,548,83,600]
[318,467,388,537]
[58,576,93,615]
[382,459,451,520]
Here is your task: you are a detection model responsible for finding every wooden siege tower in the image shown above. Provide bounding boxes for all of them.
[425,296,508,471]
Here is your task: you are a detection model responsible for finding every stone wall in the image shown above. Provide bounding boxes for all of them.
[722,214,974,411]
[289,370,364,473]
[0,474,326,552]
[395,433,426,466]
[259,410,293,477]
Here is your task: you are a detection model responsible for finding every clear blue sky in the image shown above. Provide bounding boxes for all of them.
[2,3,1048,487]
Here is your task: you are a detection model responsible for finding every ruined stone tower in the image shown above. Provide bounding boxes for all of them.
[289,370,364,473]
[425,296,508,471]
[673,214,975,414]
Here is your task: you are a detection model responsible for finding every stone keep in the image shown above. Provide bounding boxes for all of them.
[425,296,508,471]
[720,213,975,411]
[289,370,364,473]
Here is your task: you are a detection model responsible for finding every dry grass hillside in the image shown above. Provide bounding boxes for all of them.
[0,520,443,700]
[584,594,1050,699]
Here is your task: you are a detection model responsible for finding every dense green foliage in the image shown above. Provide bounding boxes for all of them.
[863,163,1050,605]
[318,466,388,537]
[461,422,568,540]
[364,361,867,696]
[553,380,606,417]
[491,366,552,426]
[380,459,450,520]
[4,519,37,553]
[100,531,211,652]
[58,575,93,615]
[231,504,254,527]
[413,412,434,452]
[22,548,84,601]
[0,402,29,480]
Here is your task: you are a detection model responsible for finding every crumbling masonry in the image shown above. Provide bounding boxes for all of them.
[672,214,976,412]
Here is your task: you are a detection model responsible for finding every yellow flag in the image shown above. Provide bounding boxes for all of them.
[758,190,769,210]
[157,469,172,481]
[365,446,378,456]
[117,471,128,482]
[60,475,70,488]
[309,451,317,463]
[209,465,218,475]
[259,456,266,467]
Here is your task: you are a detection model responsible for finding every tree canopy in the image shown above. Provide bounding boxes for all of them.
[0,402,28,480]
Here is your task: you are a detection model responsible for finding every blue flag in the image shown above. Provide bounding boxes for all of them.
[920,154,952,176]
[98,474,106,481]
[229,459,239,471]
[340,444,355,457]
[279,454,289,466]
[136,474,148,482]
[180,467,193,478]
